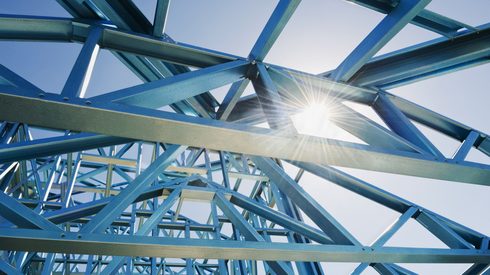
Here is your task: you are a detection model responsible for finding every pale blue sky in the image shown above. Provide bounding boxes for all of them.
[1,1,490,274]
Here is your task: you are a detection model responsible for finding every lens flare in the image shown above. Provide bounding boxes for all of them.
[292,102,332,138]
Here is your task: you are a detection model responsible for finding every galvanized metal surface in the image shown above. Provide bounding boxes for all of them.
[0,0,489,274]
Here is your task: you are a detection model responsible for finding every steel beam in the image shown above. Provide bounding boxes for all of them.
[373,93,444,157]
[345,24,490,88]
[251,156,359,245]
[452,130,479,161]
[80,145,185,233]
[91,59,249,108]
[216,79,250,121]
[330,0,431,82]
[214,192,293,275]
[251,63,296,130]
[249,0,301,61]
[229,191,333,244]
[0,64,42,92]
[231,68,490,159]
[153,0,171,37]
[0,259,21,275]
[352,206,418,274]
[0,133,131,164]
[0,15,237,68]
[61,26,102,98]
[416,211,474,249]
[101,188,182,275]
[1,91,490,185]
[1,229,490,263]
[290,161,487,246]
[348,0,475,37]
[3,14,490,89]
[0,191,61,231]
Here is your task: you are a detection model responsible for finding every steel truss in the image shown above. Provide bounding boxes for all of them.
[0,0,489,274]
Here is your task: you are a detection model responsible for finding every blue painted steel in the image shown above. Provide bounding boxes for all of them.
[0,64,43,92]
[331,0,431,82]
[214,192,293,275]
[0,191,61,231]
[61,26,102,98]
[0,133,131,164]
[249,0,300,61]
[349,0,474,37]
[453,130,480,161]
[1,228,490,263]
[91,59,250,108]
[0,1,489,273]
[80,145,185,233]
[101,188,183,274]
[416,211,474,249]
[373,93,444,158]
[153,0,171,37]
[250,156,359,245]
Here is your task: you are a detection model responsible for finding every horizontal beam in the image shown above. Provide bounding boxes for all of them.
[1,229,489,263]
[346,25,490,88]
[0,15,73,41]
[0,133,132,164]
[1,91,490,185]
[0,15,238,68]
[98,28,238,68]
[2,14,489,89]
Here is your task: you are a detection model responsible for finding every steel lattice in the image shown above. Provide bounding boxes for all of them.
[0,0,489,274]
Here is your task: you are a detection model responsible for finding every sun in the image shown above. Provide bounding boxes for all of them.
[292,102,332,138]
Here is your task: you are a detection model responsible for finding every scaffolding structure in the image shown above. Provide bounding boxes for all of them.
[0,0,490,274]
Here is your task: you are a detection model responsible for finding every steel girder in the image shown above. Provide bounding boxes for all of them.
[0,0,489,274]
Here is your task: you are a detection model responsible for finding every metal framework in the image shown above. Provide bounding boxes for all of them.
[0,0,489,274]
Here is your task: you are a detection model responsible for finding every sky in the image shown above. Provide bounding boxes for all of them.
[1,0,490,274]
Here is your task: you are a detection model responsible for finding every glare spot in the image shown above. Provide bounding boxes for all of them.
[292,102,334,138]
